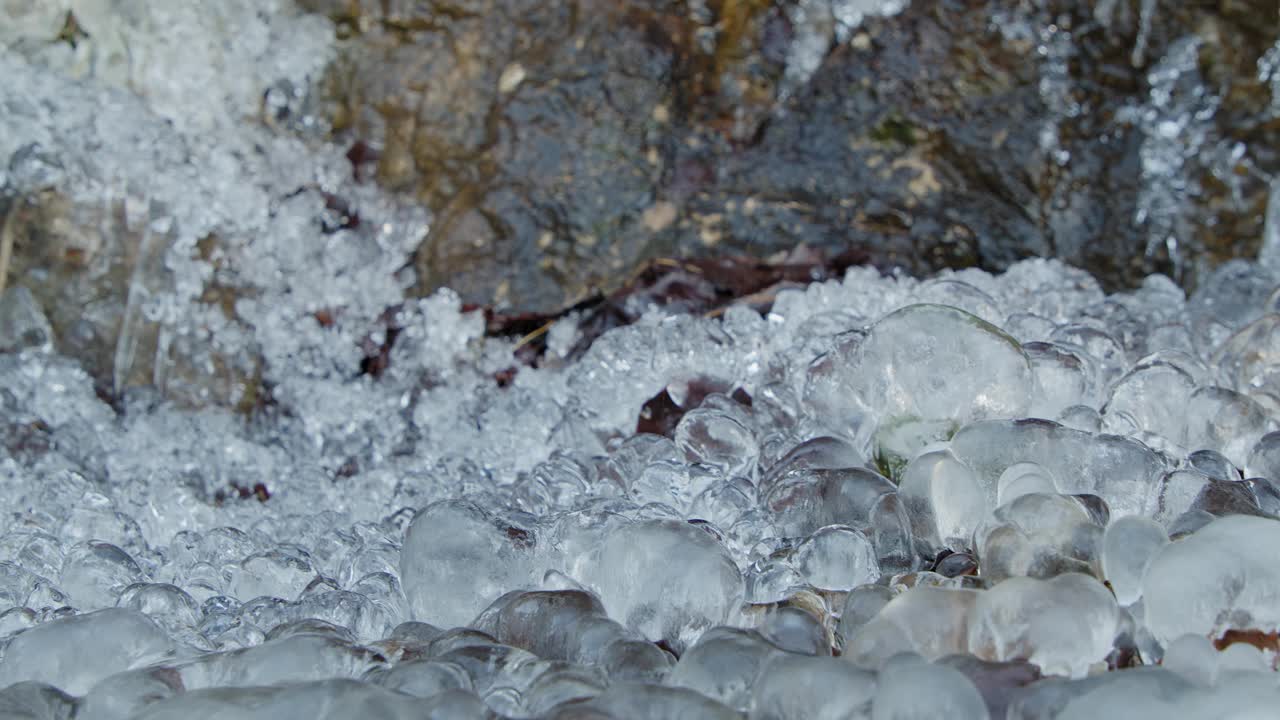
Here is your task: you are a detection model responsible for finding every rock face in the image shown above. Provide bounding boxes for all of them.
[306,0,1278,310]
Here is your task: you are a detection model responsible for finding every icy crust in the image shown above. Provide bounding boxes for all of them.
[0,0,334,134]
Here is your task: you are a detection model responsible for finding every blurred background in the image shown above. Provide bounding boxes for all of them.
[1,0,1278,405]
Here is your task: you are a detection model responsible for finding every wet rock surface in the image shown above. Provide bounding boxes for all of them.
[305,0,1279,310]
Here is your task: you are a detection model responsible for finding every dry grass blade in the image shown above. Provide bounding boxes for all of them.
[0,202,15,297]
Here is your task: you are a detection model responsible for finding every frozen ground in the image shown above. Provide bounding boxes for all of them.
[2,2,1280,719]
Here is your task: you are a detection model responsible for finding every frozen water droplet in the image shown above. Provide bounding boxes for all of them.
[837,584,894,645]
[689,476,756,529]
[1246,431,1280,482]
[1182,387,1275,469]
[578,519,742,654]
[1101,516,1168,605]
[368,658,474,698]
[967,574,1119,678]
[837,304,1033,467]
[0,608,173,694]
[871,656,990,720]
[996,462,1059,506]
[60,541,145,609]
[1025,342,1092,420]
[951,419,1167,519]
[1142,515,1280,648]
[230,550,315,602]
[1102,362,1196,442]
[869,491,918,576]
[744,558,807,606]
[846,585,979,667]
[899,450,986,553]
[750,653,876,720]
[793,525,879,591]
[675,406,759,478]
[764,467,895,537]
[668,627,776,710]
[400,500,538,629]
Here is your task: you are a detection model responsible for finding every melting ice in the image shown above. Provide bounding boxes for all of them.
[2,2,1280,720]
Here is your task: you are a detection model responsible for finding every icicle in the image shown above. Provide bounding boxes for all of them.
[1260,177,1280,275]
[1131,0,1157,68]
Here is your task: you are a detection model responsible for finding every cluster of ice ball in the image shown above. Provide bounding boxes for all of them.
[6,258,1280,719]
[4,2,1280,719]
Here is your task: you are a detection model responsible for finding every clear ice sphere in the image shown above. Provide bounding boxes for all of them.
[837,584,895,646]
[749,653,876,720]
[832,304,1033,470]
[59,541,145,609]
[763,467,895,537]
[967,573,1119,678]
[674,406,759,479]
[1142,514,1280,648]
[845,585,979,667]
[899,450,986,552]
[1245,431,1280,483]
[399,499,538,629]
[1181,386,1275,469]
[1101,361,1195,442]
[0,608,174,695]
[792,524,880,591]
[996,462,1059,507]
[668,627,777,710]
[871,656,990,720]
[1100,516,1169,606]
[578,519,743,655]
[1025,342,1092,420]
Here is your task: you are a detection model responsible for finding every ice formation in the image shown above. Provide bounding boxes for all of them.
[2,2,1280,720]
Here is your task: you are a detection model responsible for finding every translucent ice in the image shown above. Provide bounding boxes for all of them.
[4,4,1280,704]
[967,574,1119,678]
[1101,515,1169,605]
[823,304,1033,470]
[578,519,743,654]
[1142,514,1280,647]
[792,525,880,591]
[400,500,539,629]
[668,627,779,709]
[871,655,990,720]
[899,449,987,552]
[0,608,175,694]
[845,585,979,667]
[132,679,432,720]
[750,653,876,720]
